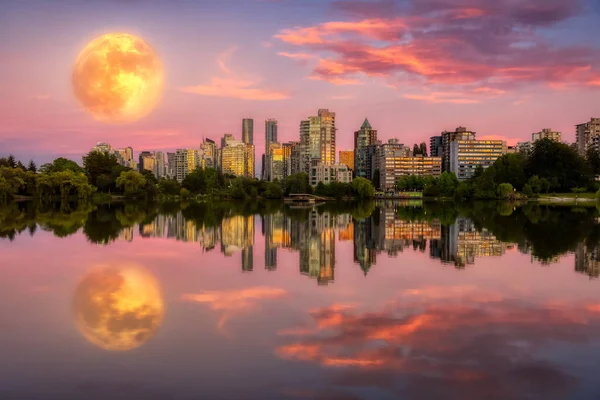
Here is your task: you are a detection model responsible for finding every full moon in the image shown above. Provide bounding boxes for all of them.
[72,33,164,123]
[72,263,165,351]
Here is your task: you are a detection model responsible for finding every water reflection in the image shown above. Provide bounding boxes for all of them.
[72,263,165,351]
[3,201,600,399]
[276,288,600,399]
[3,201,600,281]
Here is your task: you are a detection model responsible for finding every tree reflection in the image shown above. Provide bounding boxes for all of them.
[2,200,600,268]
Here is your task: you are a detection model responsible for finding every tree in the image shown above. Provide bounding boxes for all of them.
[116,170,147,197]
[352,177,375,199]
[204,168,218,190]
[491,153,527,190]
[217,169,226,188]
[140,169,158,186]
[497,183,515,199]
[523,184,534,197]
[419,142,428,157]
[180,188,191,198]
[528,176,542,194]
[264,182,283,199]
[6,155,16,169]
[284,173,311,195]
[182,167,207,194]
[526,138,591,192]
[228,178,249,199]
[158,177,181,196]
[16,161,26,171]
[0,167,28,200]
[315,181,326,196]
[437,171,459,197]
[35,170,95,201]
[40,157,83,174]
[587,147,600,176]
[83,151,120,190]
[372,169,381,190]
[454,182,473,200]
[413,144,419,156]
[27,160,37,173]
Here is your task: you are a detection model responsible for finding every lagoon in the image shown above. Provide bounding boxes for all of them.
[2,200,600,399]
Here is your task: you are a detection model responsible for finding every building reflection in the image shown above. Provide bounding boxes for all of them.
[123,204,591,283]
[430,217,510,268]
[575,242,600,279]
[264,210,340,285]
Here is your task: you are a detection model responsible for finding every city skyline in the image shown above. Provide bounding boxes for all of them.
[2,0,600,165]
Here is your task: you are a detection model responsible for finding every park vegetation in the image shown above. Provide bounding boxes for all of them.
[0,152,375,203]
[396,138,600,200]
[3,137,593,204]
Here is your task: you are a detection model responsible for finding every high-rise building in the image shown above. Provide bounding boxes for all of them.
[186,149,198,173]
[263,119,278,180]
[518,129,561,156]
[354,118,378,179]
[281,142,294,179]
[532,128,561,143]
[268,143,285,181]
[155,151,165,178]
[516,141,532,155]
[245,143,255,178]
[576,118,600,155]
[299,119,312,173]
[396,156,442,178]
[175,149,188,182]
[450,140,506,181]
[139,151,155,174]
[167,152,176,178]
[442,127,476,171]
[288,141,302,176]
[339,150,354,171]
[376,140,413,191]
[199,139,217,169]
[430,136,443,157]
[318,109,336,165]
[242,118,254,145]
[365,141,381,181]
[299,109,336,173]
[310,163,353,186]
[92,142,112,153]
[113,147,135,169]
[221,133,235,149]
[220,138,247,177]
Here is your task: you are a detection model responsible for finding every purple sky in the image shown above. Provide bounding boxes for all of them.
[1,0,600,165]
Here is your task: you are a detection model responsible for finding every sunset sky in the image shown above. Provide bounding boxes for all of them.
[1,0,600,165]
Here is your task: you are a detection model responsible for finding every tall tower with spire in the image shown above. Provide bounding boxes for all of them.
[354,118,378,179]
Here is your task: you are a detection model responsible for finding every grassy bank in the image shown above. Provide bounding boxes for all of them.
[535,193,597,206]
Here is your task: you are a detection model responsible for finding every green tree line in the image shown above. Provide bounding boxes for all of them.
[0,153,376,202]
[395,138,600,200]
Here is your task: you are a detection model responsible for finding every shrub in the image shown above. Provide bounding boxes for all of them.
[497,183,515,199]
[522,184,534,197]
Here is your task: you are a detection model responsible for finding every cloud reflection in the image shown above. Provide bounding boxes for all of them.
[182,286,287,335]
[276,287,599,399]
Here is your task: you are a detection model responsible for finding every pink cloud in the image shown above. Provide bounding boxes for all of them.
[179,47,290,101]
[274,0,599,98]
[276,51,316,60]
[403,93,479,104]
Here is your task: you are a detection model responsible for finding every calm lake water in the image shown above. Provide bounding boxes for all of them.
[2,200,600,400]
